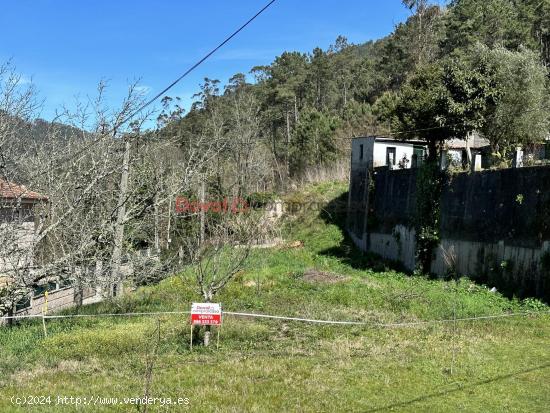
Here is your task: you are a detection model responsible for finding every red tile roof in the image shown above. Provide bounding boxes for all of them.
[0,179,48,201]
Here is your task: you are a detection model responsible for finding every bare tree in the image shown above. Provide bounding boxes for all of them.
[182,206,275,346]
[0,63,220,316]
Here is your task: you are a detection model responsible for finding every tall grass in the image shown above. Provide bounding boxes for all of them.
[0,180,548,412]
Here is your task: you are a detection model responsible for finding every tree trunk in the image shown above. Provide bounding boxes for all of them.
[154,191,160,255]
[110,138,131,297]
[199,180,206,246]
[427,139,438,163]
[286,110,291,178]
[343,83,348,107]
[6,306,14,327]
[166,196,172,248]
[74,275,83,308]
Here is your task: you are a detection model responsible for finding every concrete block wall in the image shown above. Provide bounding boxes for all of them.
[25,287,76,316]
[347,165,550,301]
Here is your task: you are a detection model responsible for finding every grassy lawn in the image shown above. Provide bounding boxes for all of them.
[1,181,549,412]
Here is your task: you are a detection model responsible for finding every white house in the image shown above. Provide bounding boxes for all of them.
[442,132,491,168]
[351,136,427,170]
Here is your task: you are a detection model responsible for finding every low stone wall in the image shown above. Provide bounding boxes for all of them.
[23,287,76,316]
[9,286,102,321]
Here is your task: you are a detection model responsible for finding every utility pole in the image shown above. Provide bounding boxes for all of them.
[199,179,206,245]
[111,137,131,297]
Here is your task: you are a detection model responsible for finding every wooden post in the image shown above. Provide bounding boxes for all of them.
[217,325,221,350]
[190,324,193,350]
[42,315,47,338]
[41,291,49,338]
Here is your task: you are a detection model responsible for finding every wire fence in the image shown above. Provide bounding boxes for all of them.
[2,308,549,329]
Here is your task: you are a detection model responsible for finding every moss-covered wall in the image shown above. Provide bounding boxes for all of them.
[440,167,550,247]
[346,165,550,301]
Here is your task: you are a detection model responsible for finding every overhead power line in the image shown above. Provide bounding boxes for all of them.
[330,102,550,141]
[13,0,278,188]
[119,0,278,127]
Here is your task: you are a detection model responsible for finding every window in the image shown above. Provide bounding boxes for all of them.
[32,281,57,297]
[0,205,34,223]
[386,147,396,166]
[413,146,425,167]
[15,295,31,311]
[33,284,48,297]
[0,207,19,222]
[59,278,73,289]
[19,206,34,223]
[359,144,364,160]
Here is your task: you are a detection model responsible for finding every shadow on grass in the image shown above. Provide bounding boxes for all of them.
[317,191,407,273]
[364,362,550,412]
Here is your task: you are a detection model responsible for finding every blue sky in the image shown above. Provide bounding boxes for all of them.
[0,0,438,124]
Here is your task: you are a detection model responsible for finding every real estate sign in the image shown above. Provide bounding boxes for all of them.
[191,303,222,325]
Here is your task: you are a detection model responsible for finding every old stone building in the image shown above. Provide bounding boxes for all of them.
[0,179,48,277]
[0,180,101,321]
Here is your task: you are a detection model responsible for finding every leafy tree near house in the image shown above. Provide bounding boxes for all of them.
[480,46,549,161]
[392,63,455,161]
[444,44,550,163]
[441,50,498,139]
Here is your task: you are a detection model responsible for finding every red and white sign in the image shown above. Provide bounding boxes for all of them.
[191,303,222,325]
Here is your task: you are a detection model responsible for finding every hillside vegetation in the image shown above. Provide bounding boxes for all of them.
[1,182,548,412]
[3,0,550,322]
[165,0,550,190]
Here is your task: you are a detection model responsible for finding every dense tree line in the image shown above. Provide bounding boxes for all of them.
[164,0,550,191]
[2,0,550,315]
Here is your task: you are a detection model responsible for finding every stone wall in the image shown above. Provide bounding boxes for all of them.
[347,165,550,301]
[13,286,101,318]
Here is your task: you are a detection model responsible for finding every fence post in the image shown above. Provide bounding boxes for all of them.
[41,291,49,338]
[472,154,482,172]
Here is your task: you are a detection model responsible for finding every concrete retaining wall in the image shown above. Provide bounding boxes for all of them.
[347,165,550,300]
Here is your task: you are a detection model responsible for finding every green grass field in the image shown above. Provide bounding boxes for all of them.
[1,181,549,412]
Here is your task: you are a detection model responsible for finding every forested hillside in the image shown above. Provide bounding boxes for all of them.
[162,0,550,192]
[1,0,549,318]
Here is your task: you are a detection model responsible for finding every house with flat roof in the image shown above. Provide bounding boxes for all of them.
[351,132,494,172]
[351,136,428,170]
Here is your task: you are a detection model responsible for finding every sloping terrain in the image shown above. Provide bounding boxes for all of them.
[0,181,548,412]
